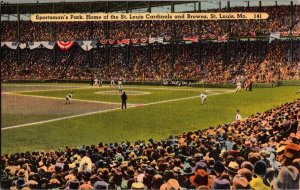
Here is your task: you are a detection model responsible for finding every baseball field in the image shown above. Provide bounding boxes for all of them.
[1,83,299,154]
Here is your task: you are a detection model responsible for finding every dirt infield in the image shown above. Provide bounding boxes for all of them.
[1,84,86,93]
[1,93,120,128]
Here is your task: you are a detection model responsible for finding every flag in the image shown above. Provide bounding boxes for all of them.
[269,32,280,43]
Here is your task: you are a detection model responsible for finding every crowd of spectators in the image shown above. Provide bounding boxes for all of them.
[1,40,300,82]
[1,5,299,42]
[1,97,299,190]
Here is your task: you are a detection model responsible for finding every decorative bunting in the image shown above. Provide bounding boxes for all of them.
[209,34,216,39]
[218,34,229,42]
[281,31,290,37]
[164,36,172,41]
[108,39,115,45]
[140,38,148,43]
[19,43,27,49]
[250,31,256,37]
[292,31,300,36]
[100,39,108,45]
[131,38,138,44]
[201,34,207,40]
[57,41,75,51]
[183,36,198,43]
[41,41,55,49]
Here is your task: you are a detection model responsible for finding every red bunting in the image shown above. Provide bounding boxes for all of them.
[108,39,115,45]
[57,41,74,51]
[131,38,138,44]
[209,34,216,39]
[241,32,247,37]
[201,34,207,40]
[250,31,256,37]
[140,38,148,43]
[218,34,229,42]
[100,39,107,45]
[183,36,198,43]
[292,31,300,36]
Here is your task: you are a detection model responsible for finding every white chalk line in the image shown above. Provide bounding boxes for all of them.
[2,89,234,130]
[2,92,127,106]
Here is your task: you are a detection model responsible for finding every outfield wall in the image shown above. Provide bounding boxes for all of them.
[2,79,300,88]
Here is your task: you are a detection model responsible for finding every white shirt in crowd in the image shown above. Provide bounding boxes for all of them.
[79,156,92,172]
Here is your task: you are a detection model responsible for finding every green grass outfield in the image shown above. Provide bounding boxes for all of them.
[2,84,300,154]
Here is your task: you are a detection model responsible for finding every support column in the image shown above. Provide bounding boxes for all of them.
[52,3,56,65]
[17,5,20,65]
[171,1,175,66]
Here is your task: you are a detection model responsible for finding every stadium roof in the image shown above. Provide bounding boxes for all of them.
[2,0,299,4]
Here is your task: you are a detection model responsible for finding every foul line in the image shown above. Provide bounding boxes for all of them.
[2,89,234,130]
[2,92,130,106]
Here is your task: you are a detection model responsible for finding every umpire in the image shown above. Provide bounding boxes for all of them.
[121,92,127,109]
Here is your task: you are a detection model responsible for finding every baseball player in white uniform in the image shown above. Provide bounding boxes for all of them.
[200,93,207,104]
[236,81,242,92]
[118,80,123,92]
[66,92,73,104]
[110,78,116,88]
[235,110,242,120]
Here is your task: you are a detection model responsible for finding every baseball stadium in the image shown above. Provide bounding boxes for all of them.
[1,0,300,189]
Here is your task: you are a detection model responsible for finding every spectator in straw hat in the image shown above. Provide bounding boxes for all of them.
[160,179,182,190]
[132,182,145,190]
[232,175,251,190]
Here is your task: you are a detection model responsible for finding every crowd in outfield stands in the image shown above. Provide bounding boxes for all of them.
[1,41,299,83]
[1,98,300,190]
[1,5,300,82]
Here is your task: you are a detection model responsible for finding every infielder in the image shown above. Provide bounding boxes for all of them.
[200,93,207,104]
[66,92,73,104]
[118,80,123,92]
[110,78,116,88]
[236,81,242,92]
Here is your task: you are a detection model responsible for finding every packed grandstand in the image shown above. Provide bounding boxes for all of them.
[1,1,300,190]
[1,2,300,83]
